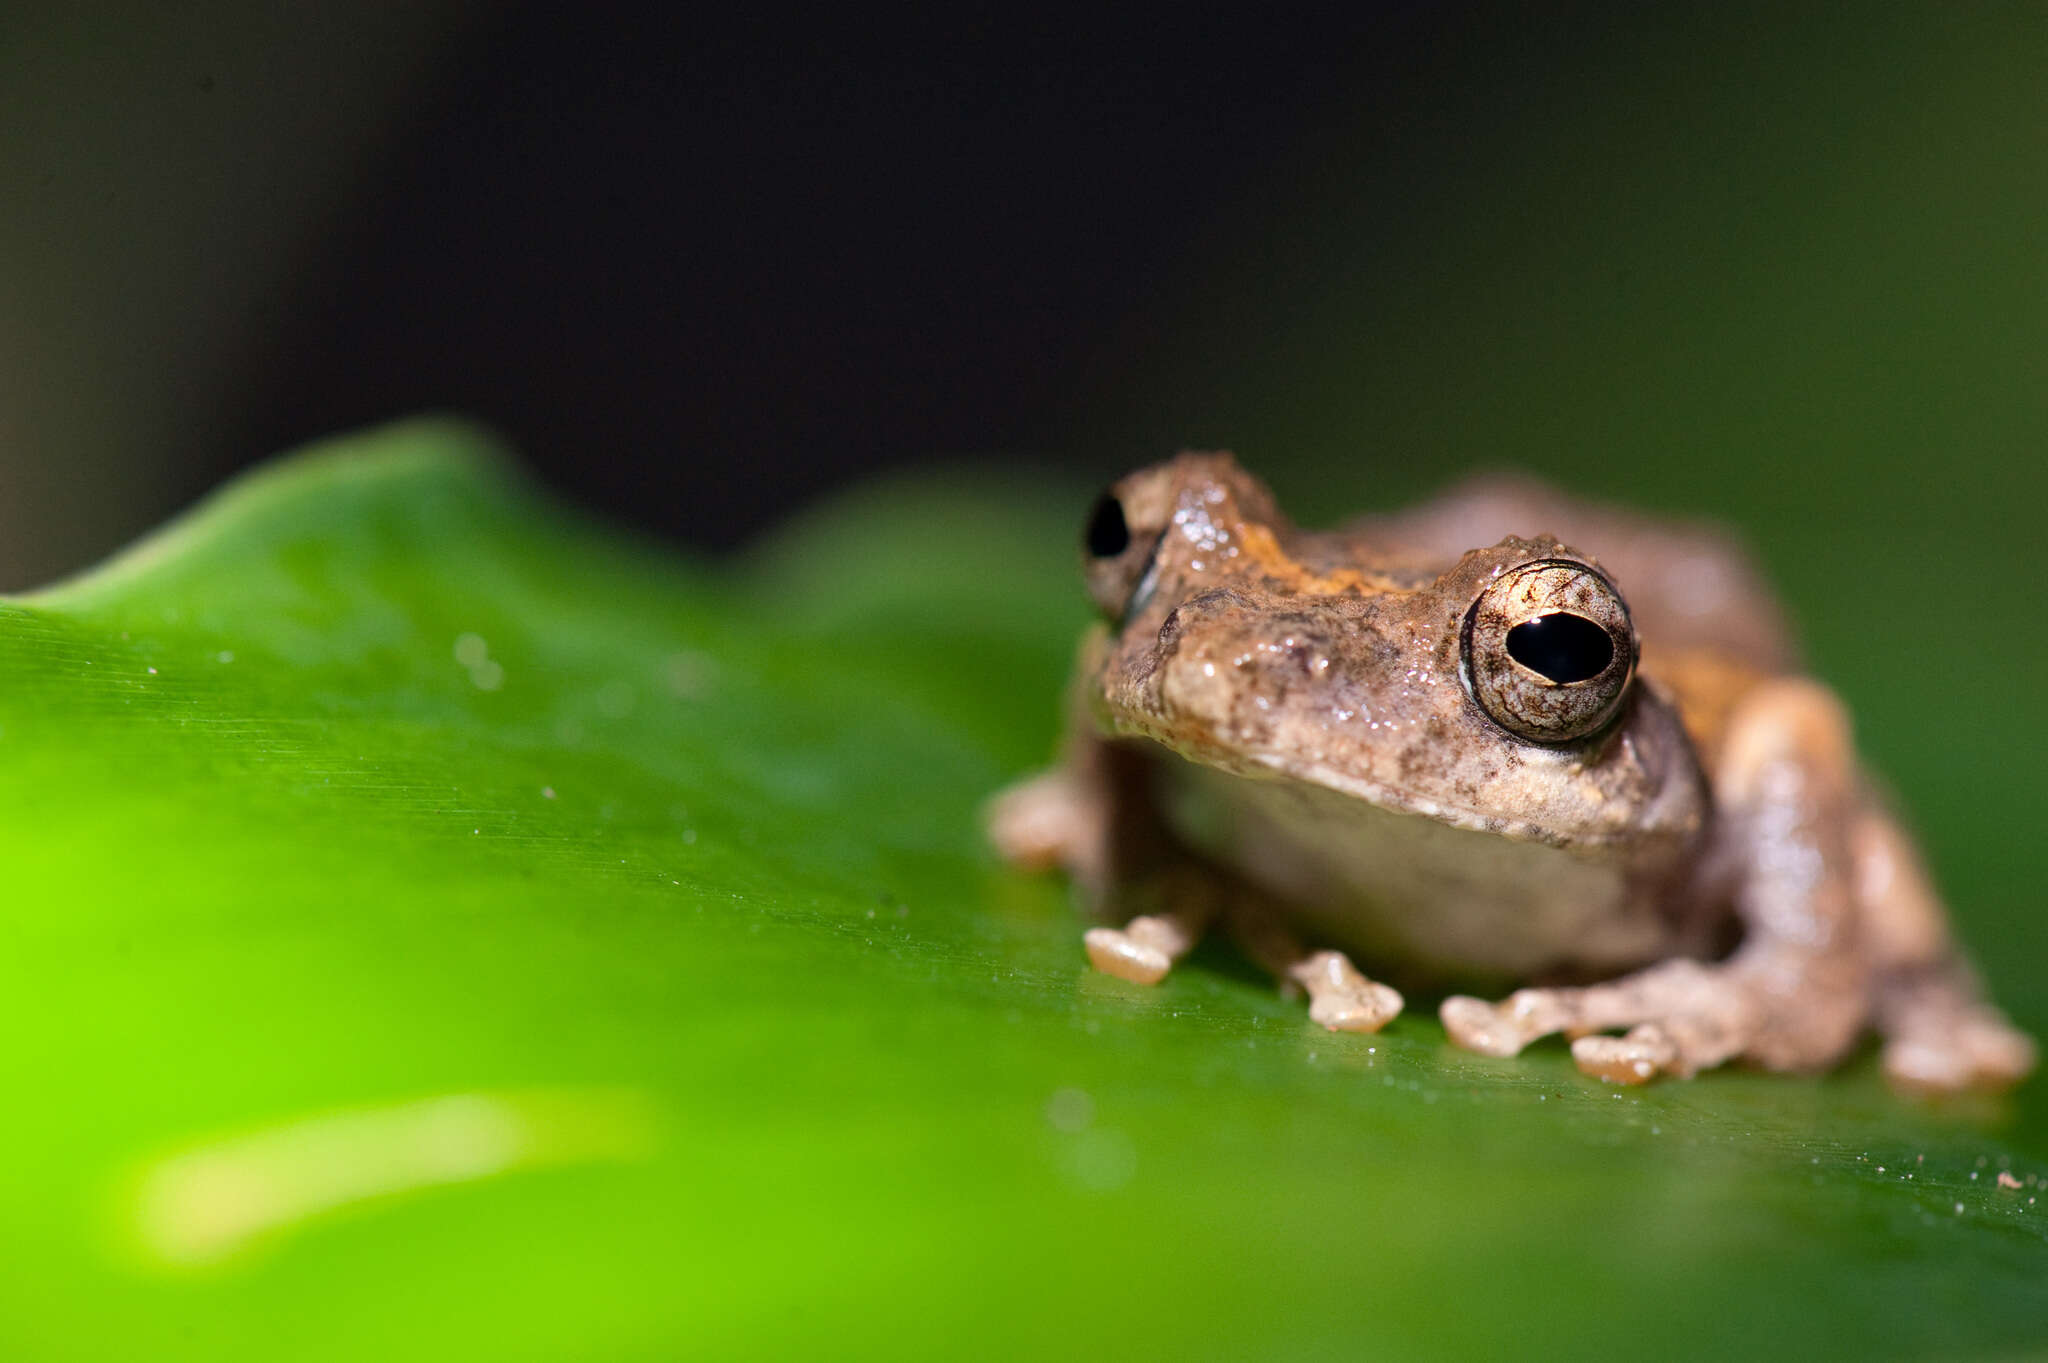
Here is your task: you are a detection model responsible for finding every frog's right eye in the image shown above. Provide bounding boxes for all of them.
[1082,490,1163,620]
[1461,559,1636,744]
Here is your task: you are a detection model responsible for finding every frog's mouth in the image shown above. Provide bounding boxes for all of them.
[1112,719,1585,848]
[1102,707,1707,856]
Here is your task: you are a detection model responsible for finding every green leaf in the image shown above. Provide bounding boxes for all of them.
[6,418,2045,1361]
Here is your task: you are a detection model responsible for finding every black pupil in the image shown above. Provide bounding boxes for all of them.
[1085,494,1131,557]
[1506,613,1614,684]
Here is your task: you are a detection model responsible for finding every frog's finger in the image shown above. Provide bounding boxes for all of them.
[1439,987,1587,1058]
[1573,1013,1751,1083]
[1288,950,1403,1033]
[1571,1025,1680,1084]
[1083,911,1207,986]
[1441,961,1747,1076]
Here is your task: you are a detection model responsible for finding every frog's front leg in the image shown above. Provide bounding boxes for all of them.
[1853,810,2035,1092]
[990,764,1187,981]
[1287,950,1405,1033]
[1082,895,1215,985]
[1440,959,1757,1081]
[1444,679,1871,1083]
[988,687,1222,986]
[1224,898,1404,1032]
[987,662,1158,903]
[992,768,1221,987]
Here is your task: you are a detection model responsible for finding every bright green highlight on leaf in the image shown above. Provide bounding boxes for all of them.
[131,1086,657,1269]
[2,419,2044,1361]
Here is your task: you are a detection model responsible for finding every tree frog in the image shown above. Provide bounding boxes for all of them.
[989,453,2033,1090]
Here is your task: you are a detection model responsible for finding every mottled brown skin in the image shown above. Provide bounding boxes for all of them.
[988,453,2034,1090]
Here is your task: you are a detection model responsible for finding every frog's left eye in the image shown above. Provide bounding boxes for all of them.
[1462,559,1636,744]
[1085,493,1131,558]
[1082,490,1164,620]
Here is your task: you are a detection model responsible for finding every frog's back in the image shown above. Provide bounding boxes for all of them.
[1326,474,1793,763]
[1344,473,1796,674]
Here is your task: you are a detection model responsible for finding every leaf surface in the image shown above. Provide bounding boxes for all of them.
[4,420,2044,1361]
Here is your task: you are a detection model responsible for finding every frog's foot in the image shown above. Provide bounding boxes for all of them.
[1568,1013,1748,1085]
[1084,912,1205,986]
[1568,1025,1682,1085]
[1441,960,1751,1084]
[1878,971,2037,1095]
[1884,1013,2036,1095]
[1287,950,1404,1033]
[1217,905,1403,1032]
[986,770,1096,873]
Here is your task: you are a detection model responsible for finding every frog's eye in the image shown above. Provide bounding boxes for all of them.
[1462,559,1636,744]
[1085,493,1130,558]
[1081,490,1163,620]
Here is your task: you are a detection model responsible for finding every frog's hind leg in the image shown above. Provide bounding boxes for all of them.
[1224,900,1403,1033]
[1853,810,2035,1093]
[1879,963,2035,1093]
[1445,678,1879,1085]
[1453,795,2041,1089]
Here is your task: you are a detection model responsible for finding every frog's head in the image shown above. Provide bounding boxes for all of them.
[1079,452,1705,849]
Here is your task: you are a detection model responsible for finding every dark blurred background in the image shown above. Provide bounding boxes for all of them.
[2,3,2041,587]
[0,2,1388,582]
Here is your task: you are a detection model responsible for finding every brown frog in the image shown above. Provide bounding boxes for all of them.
[988,453,2034,1091]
